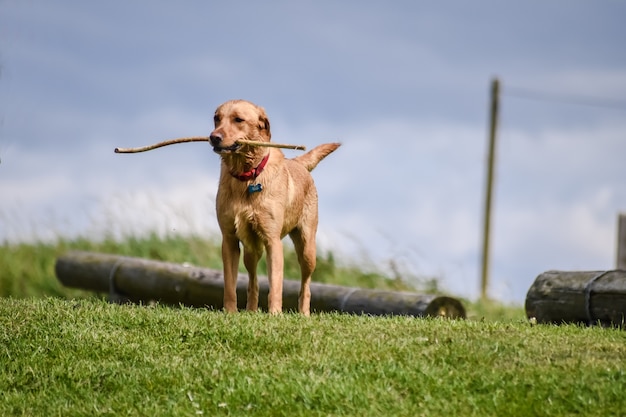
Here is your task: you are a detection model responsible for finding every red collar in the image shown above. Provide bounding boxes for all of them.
[231,153,270,182]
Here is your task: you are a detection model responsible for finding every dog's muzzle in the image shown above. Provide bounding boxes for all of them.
[212,143,241,154]
[210,133,241,153]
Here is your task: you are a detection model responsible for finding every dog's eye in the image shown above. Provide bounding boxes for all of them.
[213,115,221,124]
[234,117,245,123]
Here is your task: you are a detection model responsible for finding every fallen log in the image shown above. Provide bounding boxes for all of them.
[55,251,465,319]
[525,270,626,326]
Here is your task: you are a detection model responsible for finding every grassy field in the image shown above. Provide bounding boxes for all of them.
[5,235,623,415]
[1,297,624,416]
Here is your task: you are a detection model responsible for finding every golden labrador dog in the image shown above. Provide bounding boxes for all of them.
[209,99,340,315]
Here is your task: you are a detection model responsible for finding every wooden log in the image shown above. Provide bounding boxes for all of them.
[525,270,626,326]
[55,251,466,319]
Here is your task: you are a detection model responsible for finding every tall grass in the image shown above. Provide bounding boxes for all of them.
[0,231,525,320]
[0,232,420,300]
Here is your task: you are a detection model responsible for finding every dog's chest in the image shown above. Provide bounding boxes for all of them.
[223,179,300,242]
[233,206,264,242]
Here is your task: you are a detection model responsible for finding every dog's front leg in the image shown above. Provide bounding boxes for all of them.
[222,235,241,313]
[265,237,284,314]
[243,246,262,311]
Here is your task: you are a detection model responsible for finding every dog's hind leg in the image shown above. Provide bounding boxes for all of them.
[243,244,263,311]
[290,227,316,316]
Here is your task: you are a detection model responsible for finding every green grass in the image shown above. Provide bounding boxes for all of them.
[1,235,618,415]
[1,297,624,416]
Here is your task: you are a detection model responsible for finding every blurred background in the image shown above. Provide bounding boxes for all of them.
[1,1,625,303]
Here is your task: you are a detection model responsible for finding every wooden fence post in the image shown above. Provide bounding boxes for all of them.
[618,213,626,270]
[480,77,500,300]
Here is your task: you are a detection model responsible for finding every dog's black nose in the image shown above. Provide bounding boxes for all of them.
[209,133,223,147]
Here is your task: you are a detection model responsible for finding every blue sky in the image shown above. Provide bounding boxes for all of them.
[2,1,625,303]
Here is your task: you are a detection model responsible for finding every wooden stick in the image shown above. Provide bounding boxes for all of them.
[114,137,210,153]
[114,137,306,153]
[236,139,306,150]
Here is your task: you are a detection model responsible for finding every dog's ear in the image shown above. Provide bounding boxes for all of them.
[258,110,271,140]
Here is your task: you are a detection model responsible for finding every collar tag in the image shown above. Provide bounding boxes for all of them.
[248,183,263,194]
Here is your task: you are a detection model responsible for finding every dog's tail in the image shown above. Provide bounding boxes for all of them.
[293,143,341,172]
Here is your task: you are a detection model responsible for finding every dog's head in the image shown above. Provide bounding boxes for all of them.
[209,100,271,154]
